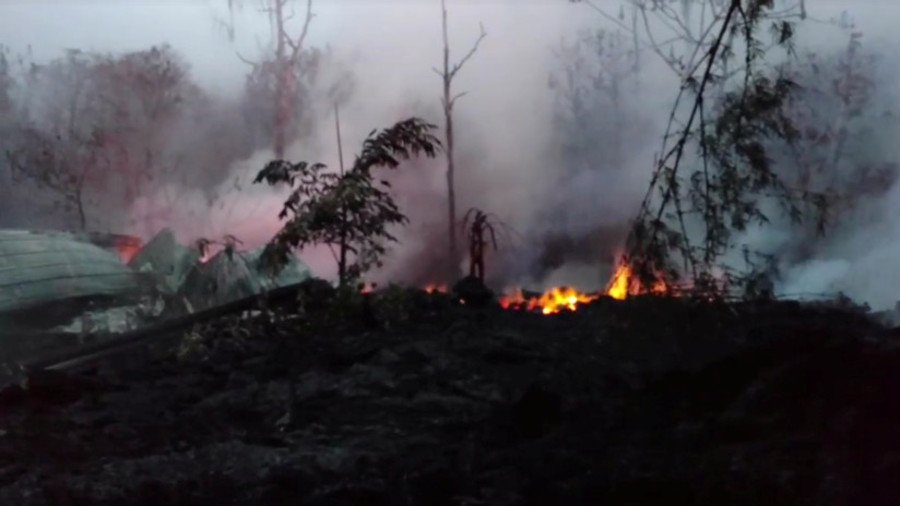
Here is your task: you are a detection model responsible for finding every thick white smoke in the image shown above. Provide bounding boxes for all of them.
[6,1,900,308]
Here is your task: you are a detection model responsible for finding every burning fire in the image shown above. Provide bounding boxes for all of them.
[605,261,669,300]
[114,239,143,264]
[500,286,600,315]
[498,256,673,313]
[607,263,632,300]
[424,284,448,294]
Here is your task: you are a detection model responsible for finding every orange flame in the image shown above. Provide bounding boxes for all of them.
[424,284,448,294]
[606,263,632,301]
[359,282,377,294]
[114,240,142,264]
[500,286,599,315]
[605,261,669,300]
[499,288,527,310]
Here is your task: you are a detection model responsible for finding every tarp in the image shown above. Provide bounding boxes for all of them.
[0,229,140,315]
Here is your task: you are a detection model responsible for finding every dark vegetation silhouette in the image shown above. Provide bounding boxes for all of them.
[460,207,518,283]
[461,208,497,282]
[254,117,441,286]
[566,0,859,299]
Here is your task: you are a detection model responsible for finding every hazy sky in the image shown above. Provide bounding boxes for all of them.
[0,1,894,94]
[0,1,581,97]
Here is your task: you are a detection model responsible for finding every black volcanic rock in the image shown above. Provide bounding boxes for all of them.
[452,275,494,307]
[510,383,562,440]
[0,296,896,505]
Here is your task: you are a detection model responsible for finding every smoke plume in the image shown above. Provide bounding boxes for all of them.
[4,1,900,309]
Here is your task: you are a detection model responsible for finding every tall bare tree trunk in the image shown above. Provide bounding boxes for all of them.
[273,0,288,159]
[436,0,484,281]
[225,0,312,159]
[441,1,457,280]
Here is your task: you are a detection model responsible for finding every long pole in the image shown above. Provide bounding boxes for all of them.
[335,103,348,284]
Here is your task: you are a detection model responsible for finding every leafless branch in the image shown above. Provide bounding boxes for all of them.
[580,0,633,34]
[284,0,296,22]
[450,91,467,105]
[286,0,314,62]
[448,22,487,80]
[235,51,257,68]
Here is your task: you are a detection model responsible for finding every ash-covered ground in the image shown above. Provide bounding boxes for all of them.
[0,286,897,505]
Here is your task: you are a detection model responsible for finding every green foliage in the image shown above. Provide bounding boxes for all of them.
[255,117,441,285]
[623,0,824,298]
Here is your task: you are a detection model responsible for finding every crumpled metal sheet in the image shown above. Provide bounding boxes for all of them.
[178,246,311,312]
[0,229,141,315]
[128,228,201,295]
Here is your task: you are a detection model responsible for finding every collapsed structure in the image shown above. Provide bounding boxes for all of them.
[0,228,310,338]
[0,230,143,328]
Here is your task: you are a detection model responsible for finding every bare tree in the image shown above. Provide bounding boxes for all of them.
[433,0,486,280]
[271,0,313,158]
[4,46,214,232]
[229,0,315,159]
[616,0,820,298]
[573,0,807,81]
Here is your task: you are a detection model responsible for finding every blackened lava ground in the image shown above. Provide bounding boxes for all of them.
[0,291,897,505]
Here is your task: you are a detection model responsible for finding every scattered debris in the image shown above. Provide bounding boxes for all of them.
[52,302,161,335]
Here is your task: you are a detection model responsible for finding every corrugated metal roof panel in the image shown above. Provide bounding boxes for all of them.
[0,230,140,314]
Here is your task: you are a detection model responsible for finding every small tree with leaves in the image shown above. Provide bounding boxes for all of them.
[255,117,441,286]
[601,0,831,298]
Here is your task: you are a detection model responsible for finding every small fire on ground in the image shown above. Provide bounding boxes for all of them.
[360,259,667,315]
[606,261,669,300]
[497,259,671,315]
[500,286,600,315]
